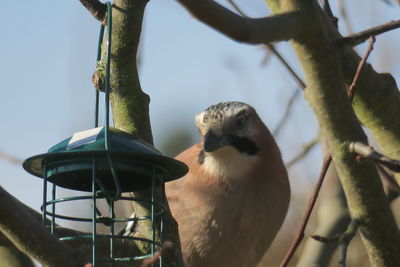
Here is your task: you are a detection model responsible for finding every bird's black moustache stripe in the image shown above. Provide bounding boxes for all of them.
[198,135,258,164]
[228,135,258,155]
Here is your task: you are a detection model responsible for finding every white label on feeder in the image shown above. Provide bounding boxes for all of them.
[67,127,103,150]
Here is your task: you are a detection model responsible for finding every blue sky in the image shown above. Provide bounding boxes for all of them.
[1,0,399,217]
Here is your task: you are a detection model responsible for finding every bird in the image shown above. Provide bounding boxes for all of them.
[165,101,290,267]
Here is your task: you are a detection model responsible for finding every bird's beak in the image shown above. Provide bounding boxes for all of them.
[203,131,230,152]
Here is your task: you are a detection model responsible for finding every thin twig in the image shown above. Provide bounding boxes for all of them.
[348,36,376,101]
[273,89,301,137]
[260,49,272,67]
[337,0,353,34]
[340,20,400,46]
[0,151,23,165]
[349,142,400,172]
[79,0,107,24]
[226,0,244,16]
[286,134,320,168]
[339,220,358,267]
[320,0,338,28]
[280,156,332,267]
[320,0,334,18]
[312,220,358,267]
[267,44,306,89]
[225,0,306,90]
[377,165,400,202]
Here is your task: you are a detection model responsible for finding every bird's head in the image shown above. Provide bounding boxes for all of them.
[195,102,267,163]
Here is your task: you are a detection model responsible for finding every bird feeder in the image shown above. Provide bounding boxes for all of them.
[23,2,187,266]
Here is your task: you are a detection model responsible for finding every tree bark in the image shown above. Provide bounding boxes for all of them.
[264,1,400,266]
[104,0,184,265]
[0,186,88,267]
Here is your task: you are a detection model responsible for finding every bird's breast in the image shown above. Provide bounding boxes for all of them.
[201,147,261,180]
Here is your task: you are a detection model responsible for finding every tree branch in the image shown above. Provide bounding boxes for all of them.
[286,134,320,168]
[222,0,306,137]
[224,0,306,89]
[273,89,301,137]
[266,1,400,266]
[177,0,303,44]
[349,142,400,172]
[79,0,107,24]
[0,186,163,266]
[296,160,350,267]
[348,37,376,102]
[338,37,400,186]
[0,186,88,267]
[0,151,22,165]
[337,0,353,34]
[94,1,184,265]
[312,220,358,267]
[340,20,400,46]
[377,165,400,202]
[320,0,338,28]
[280,155,332,267]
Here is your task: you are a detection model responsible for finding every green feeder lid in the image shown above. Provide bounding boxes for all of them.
[23,127,188,192]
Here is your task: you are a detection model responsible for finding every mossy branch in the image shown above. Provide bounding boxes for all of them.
[0,186,88,267]
[177,0,304,44]
[265,2,400,266]
[93,0,184,265]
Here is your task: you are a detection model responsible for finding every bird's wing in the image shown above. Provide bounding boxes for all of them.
[165,144,202,215]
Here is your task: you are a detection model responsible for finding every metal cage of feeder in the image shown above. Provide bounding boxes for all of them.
[23,2,187,266]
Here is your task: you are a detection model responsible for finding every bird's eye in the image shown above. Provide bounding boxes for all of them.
[235,116,246,130]
[203,116,208,123]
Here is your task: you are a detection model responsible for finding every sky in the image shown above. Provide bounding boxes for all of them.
[0,0,399,231]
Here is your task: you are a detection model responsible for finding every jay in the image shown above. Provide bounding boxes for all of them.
[166,101,290,267]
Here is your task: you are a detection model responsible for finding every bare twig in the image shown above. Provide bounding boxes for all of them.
[79,0,107,24]
[225,0,306,91]
[348,36,376,102]
[273,89,301,137]
[286,134,320,168]
[280,156,332,267]
[340,20,400,46]
[320,0,334,18]
[0,151,22,165]
[377,165,400,202]
[337,0,353,34]
[260,49,273,66]
[337,221,358,267]
[226,0,244,15]
[320,0,338,28]
[266,44,306,89]
[312,220,358,267]
[349,142,400,172]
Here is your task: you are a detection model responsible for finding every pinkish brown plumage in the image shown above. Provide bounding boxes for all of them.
[166,102,290,267]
